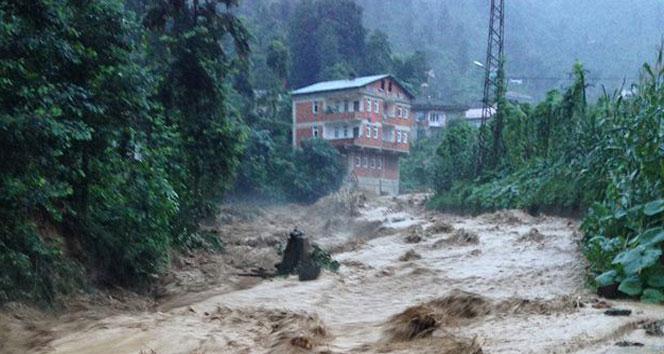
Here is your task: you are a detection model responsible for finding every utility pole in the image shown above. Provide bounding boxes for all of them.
[477,0,505,172]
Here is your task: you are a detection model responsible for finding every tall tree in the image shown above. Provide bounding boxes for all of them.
[288,0,366,87]
[364,30,393,75]
[144,0,250,234]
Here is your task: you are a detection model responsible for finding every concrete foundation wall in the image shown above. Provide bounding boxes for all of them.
[356,176,399,196]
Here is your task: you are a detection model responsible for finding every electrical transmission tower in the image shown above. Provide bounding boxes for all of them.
[477,0,505,172]
[481,0,505,124]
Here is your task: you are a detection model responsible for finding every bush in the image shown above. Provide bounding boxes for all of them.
[283,139,346,203]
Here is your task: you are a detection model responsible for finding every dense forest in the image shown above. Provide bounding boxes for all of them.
[1,0,663,307]
[0,0,349,304]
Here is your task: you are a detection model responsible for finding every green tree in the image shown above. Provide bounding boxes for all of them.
[145,0,250,237]
[284,139,346,203]
[267,39,289,86]
[364,30,393,75]
[0,0,177,300]
[288,0,366,87]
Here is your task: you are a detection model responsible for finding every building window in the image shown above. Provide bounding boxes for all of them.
[334,127,339,138]
[380,80,385,91]
[372,126,378,139]
[373,100,379,113]
[397,130,402,143]
[366,98,371,112]
[363,156,368,167]
[344,101,349,112]
[313,101,319,114]
[388,81,393,92]
[343,125,348,137]
[355,156,361,167]
[370,157,376,169]
[403,108,408,118]
[312,126,319,138]
[397,106,402,117]
[353,101,360,112]
[403,132,408,144]
[377,157,382,169]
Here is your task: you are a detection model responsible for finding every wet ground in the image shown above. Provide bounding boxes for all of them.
[2,192,664,353]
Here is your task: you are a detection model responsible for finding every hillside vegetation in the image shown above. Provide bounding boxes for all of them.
[0,0,345,305]
[428,52,664,302]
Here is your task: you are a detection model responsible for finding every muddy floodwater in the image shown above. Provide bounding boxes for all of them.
[2,193,664,353]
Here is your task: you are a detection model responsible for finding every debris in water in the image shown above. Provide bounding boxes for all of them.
[290,336,313,349]
[591,299,611,309]
[614,341,644,347]
[399,249,422,262]
[434,229,479,247]
[426,220,454,234]
[643,320,664,336]
[405,225,424,243]
[276,228,320,281]
[604,309,632,316]
[516,227,545,243]
[385,306,439,341]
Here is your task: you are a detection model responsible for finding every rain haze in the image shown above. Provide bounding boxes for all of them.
[1,0,664,353]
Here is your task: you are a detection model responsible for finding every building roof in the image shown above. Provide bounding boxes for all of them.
[465,107,496,119]
[291,74,414,98]
[412,98,468,112]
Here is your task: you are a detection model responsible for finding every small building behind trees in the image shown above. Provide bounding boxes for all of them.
[411,99,468,140]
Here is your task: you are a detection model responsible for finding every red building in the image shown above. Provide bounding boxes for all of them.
[291,74,414,195]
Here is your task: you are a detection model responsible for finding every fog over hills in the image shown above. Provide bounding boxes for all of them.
[357,0,664,102]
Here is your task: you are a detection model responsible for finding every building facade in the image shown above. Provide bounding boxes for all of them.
[412,99,467,141]
[291,74,413,195]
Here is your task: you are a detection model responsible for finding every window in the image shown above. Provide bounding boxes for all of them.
[355,156,361,167]
[313,101,319,114]
[344,101,349,112]
[373,100,379,113]
[366,98,371,112]
[365,124,371,137]
[403,132,408,144]
[397,107,402,117]
[388,81,393,92]
[312,126,319,138]
[370,157,376,169]
[353,101,360,112]
[334,127,339,138]
[397,130,402,143]
[380,80,385,91]
[373,126,378,139]
[363,156,368,167]
[353,126,359,138]
[403,108,408,118]
[343,125,348,137]
[377,157,382,169]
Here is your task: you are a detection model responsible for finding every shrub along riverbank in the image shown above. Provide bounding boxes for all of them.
[428,51,663,302]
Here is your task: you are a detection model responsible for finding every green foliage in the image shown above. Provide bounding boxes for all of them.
[434,119,478,192]
[310,245,340,272]
[430,49,664,301]
[399,136,443,192]
[0,0,250,303]
[283,139,346,203]
[145,0,250,239]
[287,0,366,87]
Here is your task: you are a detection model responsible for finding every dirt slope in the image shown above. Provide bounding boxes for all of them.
[3,193,664,353]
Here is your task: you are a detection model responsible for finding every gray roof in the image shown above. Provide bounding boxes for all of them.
[291,74,395,96]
